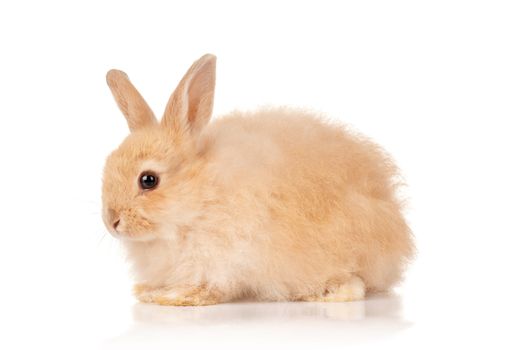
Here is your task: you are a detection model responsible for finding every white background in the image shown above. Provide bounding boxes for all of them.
[1,1,526,349]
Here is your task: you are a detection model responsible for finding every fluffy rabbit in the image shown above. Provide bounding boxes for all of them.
[102,54,414,306]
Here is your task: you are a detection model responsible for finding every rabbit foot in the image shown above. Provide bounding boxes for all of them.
[135,285,222,306]
[300,275,366,302]
[134,283,154,295]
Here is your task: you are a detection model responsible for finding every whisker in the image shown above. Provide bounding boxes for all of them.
[97,232,108,247]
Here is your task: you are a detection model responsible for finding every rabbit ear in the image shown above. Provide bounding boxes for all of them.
[161,54,216,135]
[106,70,157,132]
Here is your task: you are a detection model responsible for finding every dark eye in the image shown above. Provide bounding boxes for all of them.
[139,172,158,190]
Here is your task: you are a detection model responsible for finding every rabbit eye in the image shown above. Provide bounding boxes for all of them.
[139,172,158,190]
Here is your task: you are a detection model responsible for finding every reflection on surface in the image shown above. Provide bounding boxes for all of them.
[132,294,402,324]
[104,294,411,349]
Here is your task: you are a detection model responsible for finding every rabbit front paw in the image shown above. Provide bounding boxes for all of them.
[135,284,222,306]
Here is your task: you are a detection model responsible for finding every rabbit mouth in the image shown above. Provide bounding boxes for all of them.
[111,228,158,242]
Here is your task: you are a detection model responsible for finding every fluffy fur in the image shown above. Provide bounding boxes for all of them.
[102,54,414,306]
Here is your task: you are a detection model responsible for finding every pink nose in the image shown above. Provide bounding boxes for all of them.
[106,208,121,231]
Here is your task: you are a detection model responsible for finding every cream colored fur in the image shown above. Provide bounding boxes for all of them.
[102,54,414,306]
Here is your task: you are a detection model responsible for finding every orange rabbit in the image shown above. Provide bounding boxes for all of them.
[102,54,414,306]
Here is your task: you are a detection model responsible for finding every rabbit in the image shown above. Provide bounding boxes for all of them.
[102,54,414,306]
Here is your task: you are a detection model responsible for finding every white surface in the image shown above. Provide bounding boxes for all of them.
[1,1,526,349]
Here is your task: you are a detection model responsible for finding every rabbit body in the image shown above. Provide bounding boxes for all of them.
[102,55,413,306]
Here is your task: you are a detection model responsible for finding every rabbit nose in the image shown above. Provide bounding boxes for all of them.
[106,208,121,231]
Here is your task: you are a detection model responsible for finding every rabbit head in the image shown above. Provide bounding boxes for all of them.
[102,54,216,241]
